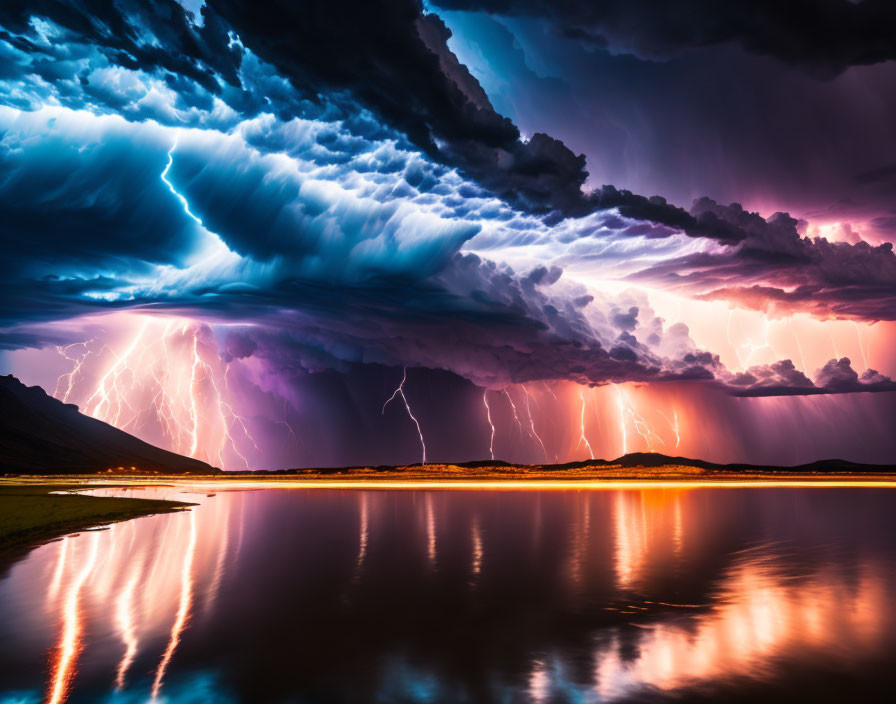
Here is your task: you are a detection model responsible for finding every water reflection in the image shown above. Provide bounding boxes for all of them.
[0,485,894,702]
[150,509,197,701]
[46,532,98,704]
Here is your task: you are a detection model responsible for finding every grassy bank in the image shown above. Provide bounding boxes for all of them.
[0,483,193,555]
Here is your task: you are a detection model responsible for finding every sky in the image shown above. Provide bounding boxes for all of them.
[1,0,895,468]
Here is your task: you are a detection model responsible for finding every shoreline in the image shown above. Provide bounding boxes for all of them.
[0,483,194,570]
[3,470,894,567]
[5,465,896,485]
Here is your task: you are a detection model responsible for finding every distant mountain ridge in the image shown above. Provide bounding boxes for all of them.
[0,375,219,475]
[249,452,896,475]
[2,372,891,476]
[538,451,896,474]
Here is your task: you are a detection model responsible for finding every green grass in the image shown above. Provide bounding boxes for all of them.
[0,482,193,552]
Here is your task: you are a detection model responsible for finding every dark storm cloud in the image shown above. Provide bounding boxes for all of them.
[0,0,242,95]
[0,104,717,388]
[438,7,896,252]
[205,0,597,216]
[432,0,896,76]
[0,0,776,240]
[172,253,681,390]
[0,108,204,281]
[0,0,894,401]
[628,199,896,321]
[221,329,257,362]
[726,357,896,397]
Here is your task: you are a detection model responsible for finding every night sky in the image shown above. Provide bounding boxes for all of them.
[1,0,895,468]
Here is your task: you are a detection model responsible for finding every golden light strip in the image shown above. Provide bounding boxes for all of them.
[81,478,896,492]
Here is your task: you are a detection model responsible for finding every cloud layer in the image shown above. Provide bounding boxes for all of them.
[0,0,893,404]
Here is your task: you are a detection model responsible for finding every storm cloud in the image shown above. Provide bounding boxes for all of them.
[0,0,893,405]
[432,0,896,75]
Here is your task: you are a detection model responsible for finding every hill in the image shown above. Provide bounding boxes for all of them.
[0,375,219,475]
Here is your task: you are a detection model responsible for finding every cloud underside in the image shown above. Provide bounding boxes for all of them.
[0,0,893,399]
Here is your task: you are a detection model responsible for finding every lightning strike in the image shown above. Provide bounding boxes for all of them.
[55,316,264,469]
[830,333,841,359]
[614,386,628,456]
[793,329,809,374]
[504,387,547,459]
[521,385,548,461]
[161,134,203,226]
[614,385,664,451]
[482,389,495,461]
[383,368,427,464]
[627,407,665,450]
[577,389,595,460]
[658,409,681,449]
[54,338,108,403]
[502,388,525,437]
[740,318,773,368]
[853,321,869,369]
[726,310,744,369]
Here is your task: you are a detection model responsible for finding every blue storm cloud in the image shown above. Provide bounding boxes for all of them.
[0,0,894,398]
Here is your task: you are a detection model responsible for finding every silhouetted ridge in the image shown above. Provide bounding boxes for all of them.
[553,451,896,474]
[256,450,895,475]
[0,375,219,474]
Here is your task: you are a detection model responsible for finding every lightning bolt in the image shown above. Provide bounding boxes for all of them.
[793,328,809,374]
[482,389,495,461]
[576,388,595,460]
[830,333,841,359]
[740,318,772,368]
[628,407,665,450]
[83,321,149,427]
[161,134,203,226]
[54,337,111,403]
[658,409,681,449]
[852,321,869,369]
[521,385,548,462]
[503,386,548,460]
[725,311,775,370]
[502,388,525,437]
[189,332,260,468]
[275,419,298,441]
[383,368,426,464]
[726,310,744,369]
[56,317,264,469]
[614,386,664,451]
[614,386,628,456]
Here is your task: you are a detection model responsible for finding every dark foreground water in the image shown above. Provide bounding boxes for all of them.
[2,484,896,703]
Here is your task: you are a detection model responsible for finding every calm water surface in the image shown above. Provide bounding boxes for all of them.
[1,484,896,703]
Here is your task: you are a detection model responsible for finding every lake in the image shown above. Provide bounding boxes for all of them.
[1,484,895,703]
